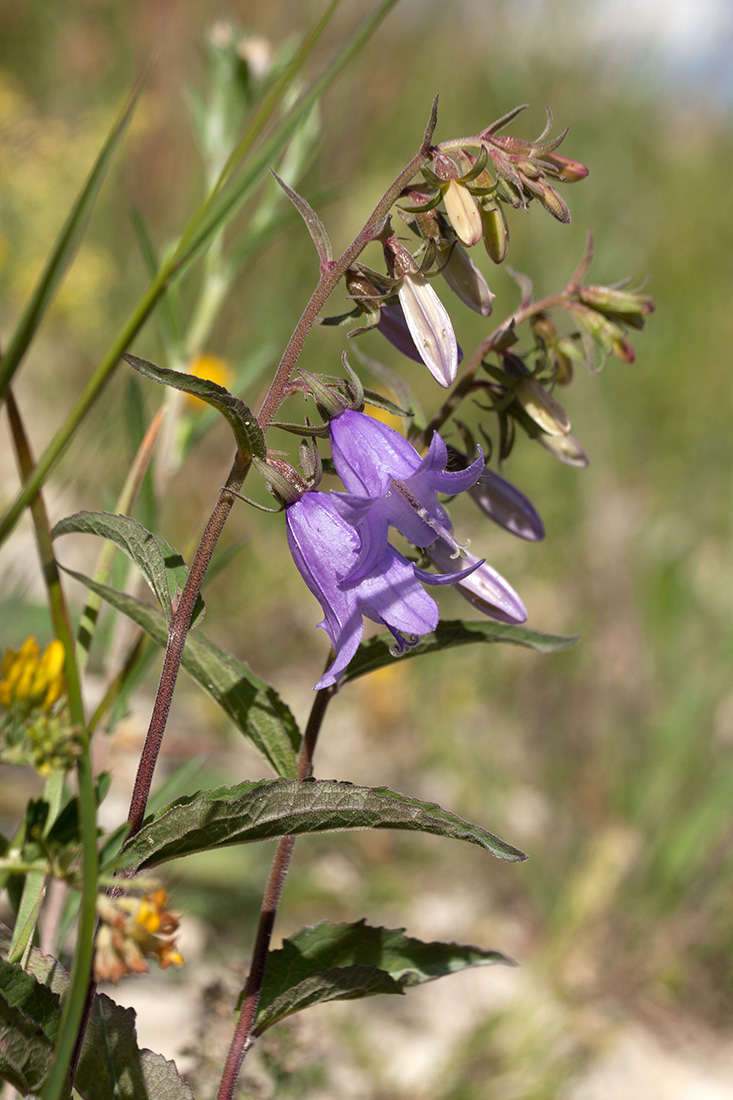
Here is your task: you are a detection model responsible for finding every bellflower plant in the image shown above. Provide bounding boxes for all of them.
[0,13,656,1100]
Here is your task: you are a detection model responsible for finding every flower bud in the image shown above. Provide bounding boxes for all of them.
[437,241,494,317]
[480,201,509,264]
[576,284,655,326]
[544,152,589,182]
[567,301,637,364]
[536,430,589,467]
[442,179,483,247]
[428,539,527,624]
[534,180,570,223]
[397,273,459,387]
[469,468,545,541]
[514,377,571,436]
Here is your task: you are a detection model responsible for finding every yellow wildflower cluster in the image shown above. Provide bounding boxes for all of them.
[0,637,65,711]
[94,888,185,983]
[0,637,80,774]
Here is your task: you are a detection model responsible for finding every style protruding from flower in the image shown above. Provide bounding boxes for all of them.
[328,409,484,580]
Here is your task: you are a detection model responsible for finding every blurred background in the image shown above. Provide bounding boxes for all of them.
[1,0,732,1096]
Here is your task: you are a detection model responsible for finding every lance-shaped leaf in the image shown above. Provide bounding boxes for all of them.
[123,353,266,461]
[342,618,578,683]
[270,169,332,266]
[61,568,300,778]
[120,778,526,870]
[0,928,194,1100]
[52,510,204,627]
[254,920,514,1033]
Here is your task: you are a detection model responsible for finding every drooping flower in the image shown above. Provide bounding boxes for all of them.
[383,237,459,388]
[328,409,483,580]
[286,490,479,690]
[428,538,527,624]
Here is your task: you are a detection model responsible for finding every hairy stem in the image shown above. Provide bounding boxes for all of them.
[256,141,433,431]
[216,683,336,1100]
[126,451,251,837]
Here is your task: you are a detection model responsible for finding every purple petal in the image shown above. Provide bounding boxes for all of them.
[330,409,422,495]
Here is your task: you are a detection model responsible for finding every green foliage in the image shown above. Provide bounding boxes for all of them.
[0,928,194,1099]
[343,619,577,682]
[53,511,205,628]
[120,778,526,870]
[123,354,267,462]
[61,567,301,777]
[255,920,514,1033]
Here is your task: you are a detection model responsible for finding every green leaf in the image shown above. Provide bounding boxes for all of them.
[343,618,579,682]
[256,966,404,1034]
[61,568,300,778]
[254,920,514,1033]
[123,353,266,461]
[0,955,60,1094]
[0,927,194,1099]
[0,85,141,402]
[270,169,332,265]
[52,510,204,628]
[120,778,526,871]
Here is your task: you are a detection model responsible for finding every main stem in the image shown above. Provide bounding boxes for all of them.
[126,451,250,836]
[216,684,334,1100]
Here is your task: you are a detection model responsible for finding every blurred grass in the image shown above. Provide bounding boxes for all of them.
[2,0,732,1094]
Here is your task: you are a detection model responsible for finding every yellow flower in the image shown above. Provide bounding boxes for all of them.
[95,888,184,983]
[184,353,234,409]
[0,637,65,711]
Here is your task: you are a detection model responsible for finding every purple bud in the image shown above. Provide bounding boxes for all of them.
[428,538,527,625]
[469,469,545,541]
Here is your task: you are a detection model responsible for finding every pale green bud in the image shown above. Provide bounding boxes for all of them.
[437,241,494,317]
[442,179,483,247]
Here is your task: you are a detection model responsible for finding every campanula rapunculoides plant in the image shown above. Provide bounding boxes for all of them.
[0,8,654,1099]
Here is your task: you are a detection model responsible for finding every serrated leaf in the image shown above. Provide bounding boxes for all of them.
[52,510,204,628]
[254,920,514,1033]
[0,927,194,1099]
[120,778,526,871]
[61,568,300,778]
[342,618,578,682]
[123,354,266,461]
